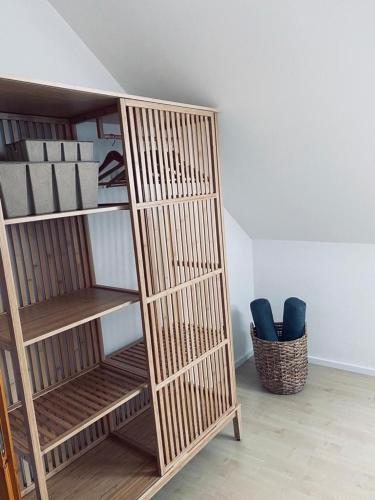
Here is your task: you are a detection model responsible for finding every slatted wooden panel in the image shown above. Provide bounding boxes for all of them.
[156,346,230,465]
[114,387,150,429]
[7,217,93,306]
[0,216,101,407]
[120,99,237,473]
[0,326,100,407]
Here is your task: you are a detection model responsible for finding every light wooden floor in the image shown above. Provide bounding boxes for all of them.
[155,359,375,500]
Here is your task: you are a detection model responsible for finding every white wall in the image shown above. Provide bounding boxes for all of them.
[224,211,254,367]
[50,0,375,244]
[253,239,375,375]
[0,0,121,90]
[47,0,375,372]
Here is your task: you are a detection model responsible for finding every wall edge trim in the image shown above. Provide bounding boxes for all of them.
[308,355,375,377]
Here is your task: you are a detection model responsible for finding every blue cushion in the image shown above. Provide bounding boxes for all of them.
[250,298,278,341]
[282,297,306,341]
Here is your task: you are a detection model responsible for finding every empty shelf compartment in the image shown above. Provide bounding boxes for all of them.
[10,362,148,455]
[24,436,159,500]
[0,286,139,346]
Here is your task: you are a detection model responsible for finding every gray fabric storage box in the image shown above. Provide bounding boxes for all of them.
[78,142,94,161]
[76,162,99,209]
[28,163,55,215]
[6,140,45,162]
[63,141,79,161]
[45,142,61,162]
[53,163,78,211]
[0,163,31,217]
[6,140,94,163]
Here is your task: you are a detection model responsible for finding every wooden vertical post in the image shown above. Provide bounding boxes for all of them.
[118,98,166,474]
[0,370,21,500]
[212,114,241,440]
[0,201,48,499]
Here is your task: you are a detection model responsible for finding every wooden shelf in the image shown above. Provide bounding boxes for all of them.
[10,342,148,455]
[24,436,159,500]
[4,203,129,225]
[0,287,139,347]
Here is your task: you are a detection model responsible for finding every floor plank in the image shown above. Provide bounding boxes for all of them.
[155,360,375,499]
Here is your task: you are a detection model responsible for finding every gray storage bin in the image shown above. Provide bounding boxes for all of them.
[76,162,99,209]
[6,140,94,162]
[53,163,78,211]
[0,163,31,218]
[7,140,45,162]
[28,163,55,215]
[45,142,61,162]
[78,142,94,161]
[63,141,79,161]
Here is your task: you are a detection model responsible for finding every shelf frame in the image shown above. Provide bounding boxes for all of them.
[0,77,241,500]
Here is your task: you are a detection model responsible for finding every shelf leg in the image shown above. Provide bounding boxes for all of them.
[232,405,242,441]
[0,201,48,499]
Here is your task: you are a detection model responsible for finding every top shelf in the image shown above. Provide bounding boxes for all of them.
[0,75,216,119]
[4,203,129,225]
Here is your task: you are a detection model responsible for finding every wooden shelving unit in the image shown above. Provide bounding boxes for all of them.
[0,75,241,500]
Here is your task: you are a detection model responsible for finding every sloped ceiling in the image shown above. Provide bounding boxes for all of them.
[49,0,375,243]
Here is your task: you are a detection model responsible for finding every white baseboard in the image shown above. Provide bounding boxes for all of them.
[235,351,375,376]
[235,350,253,369]
[308,356,375,377]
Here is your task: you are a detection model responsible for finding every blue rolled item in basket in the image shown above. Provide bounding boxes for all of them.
[282,297,306,341]
[250,298,278,341]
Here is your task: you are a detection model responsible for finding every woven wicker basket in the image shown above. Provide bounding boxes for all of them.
[250,322,308,395]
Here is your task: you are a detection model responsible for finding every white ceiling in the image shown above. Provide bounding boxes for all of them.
[49,0,375,243]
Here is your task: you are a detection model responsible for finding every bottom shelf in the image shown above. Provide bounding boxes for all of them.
[25,436,160,500]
